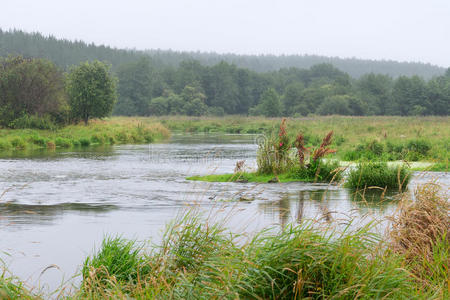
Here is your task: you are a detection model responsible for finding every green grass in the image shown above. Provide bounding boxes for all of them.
[0,268,37,299]
[346,161,412,190]
[187,162,343,184]
[0,118,170,154]
[74,204,447,299]
[153,115,449,164]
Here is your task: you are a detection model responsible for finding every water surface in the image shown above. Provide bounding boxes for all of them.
[0,134,448,294]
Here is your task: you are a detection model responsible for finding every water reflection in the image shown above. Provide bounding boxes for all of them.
[0,203,117,228]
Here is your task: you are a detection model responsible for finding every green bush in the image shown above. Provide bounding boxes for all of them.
[407,139,431,156]
[55,137,72,148]
[79,138,91,147]
[28,135,47,147]
[8,114,56,130]
[10,137,26,150]
[0,140,11,150]
[346,162,411,190]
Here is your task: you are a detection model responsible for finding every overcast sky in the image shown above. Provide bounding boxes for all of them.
[0,0,449,67]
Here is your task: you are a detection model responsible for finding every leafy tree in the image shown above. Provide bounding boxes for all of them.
[252,88,283,117]
[66,61,117,124]
[356,73,393,115]
[392,76,427,115]
[282,82,304,115]
[0,55,67,127]
[316,95,352,115]
[148,97,169,115]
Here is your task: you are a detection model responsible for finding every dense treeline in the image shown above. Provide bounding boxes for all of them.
[0,29,445,78]
[0,29,449,119]
[116,58,450,117]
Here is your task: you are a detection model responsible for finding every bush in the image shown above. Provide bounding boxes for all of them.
[28,135,47,147]
[10,137,26,150]
[8,114,56,130]
[346,162,411,190]
[79,138,91,147]
[55,137,72,148]
[407,139,431,156]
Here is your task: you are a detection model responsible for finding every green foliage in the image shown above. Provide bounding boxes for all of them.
[66,60,117,124]
[346,162,411,190]
[82,236,145,287]
[251,88,283,117]
[9,114,56,130]
[0,55,68,127]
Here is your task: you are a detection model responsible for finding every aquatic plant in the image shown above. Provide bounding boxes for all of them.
[346,162,411,191]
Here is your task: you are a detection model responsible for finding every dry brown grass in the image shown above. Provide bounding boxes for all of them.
[389,182,449,288]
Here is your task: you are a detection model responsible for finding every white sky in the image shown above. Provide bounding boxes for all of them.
[0,0,449,67]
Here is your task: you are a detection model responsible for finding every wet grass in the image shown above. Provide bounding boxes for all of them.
[0,118,170,153]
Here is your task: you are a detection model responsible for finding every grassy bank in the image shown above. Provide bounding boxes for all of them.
[154,115,449,169]
[0,118,170,153]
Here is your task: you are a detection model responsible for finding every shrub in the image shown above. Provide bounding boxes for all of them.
[8,114,56,130]
[79,138,91,147]
[0,140,11,150]
[10,137,26,150]
[406,139,431,156]
[55,137,72,148]
[346,162,411,190]
[29,135,47,147]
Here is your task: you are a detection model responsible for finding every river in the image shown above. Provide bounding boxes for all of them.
[0,134,448,295]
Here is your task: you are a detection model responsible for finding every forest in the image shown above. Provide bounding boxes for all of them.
[0,29,449,120]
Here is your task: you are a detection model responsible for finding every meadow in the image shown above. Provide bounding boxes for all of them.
[154,115,449,169]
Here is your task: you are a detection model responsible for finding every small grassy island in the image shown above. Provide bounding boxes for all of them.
[188,119,414,190]
[188,119,344,184]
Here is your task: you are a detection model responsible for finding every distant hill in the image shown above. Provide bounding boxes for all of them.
[0,29,446,78]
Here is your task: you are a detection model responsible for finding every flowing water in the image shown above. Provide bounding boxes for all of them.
[0,134,448,295]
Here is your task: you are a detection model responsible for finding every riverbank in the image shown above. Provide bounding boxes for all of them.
[0,118,170,153]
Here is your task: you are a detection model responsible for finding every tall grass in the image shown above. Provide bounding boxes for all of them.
[389,182,449,296]
[76,206,440,299]
[0,267,38,299]
[0,118,170,153]
[346,161,412,190]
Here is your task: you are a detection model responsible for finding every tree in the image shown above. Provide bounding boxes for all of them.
[282,82,304,115]
[67,61,117,124]
[0,55,67,127]
[115,57,153,116]
[252,88,283,117]
[148,96,169,115]
[392,76,427,115]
